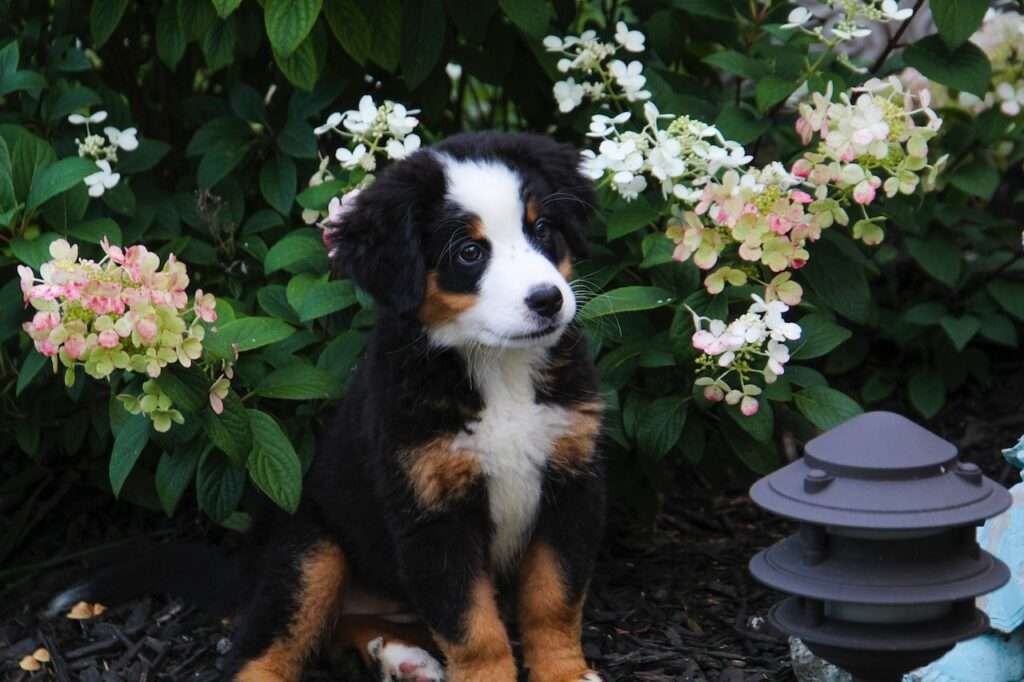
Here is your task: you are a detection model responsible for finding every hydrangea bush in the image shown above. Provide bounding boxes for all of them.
[1,0,1021,538]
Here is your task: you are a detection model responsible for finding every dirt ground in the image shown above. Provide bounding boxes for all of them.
[2,365,1022,682]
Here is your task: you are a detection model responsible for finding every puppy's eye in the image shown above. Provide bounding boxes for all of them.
[533,219,550,241]
[457,243,484,265]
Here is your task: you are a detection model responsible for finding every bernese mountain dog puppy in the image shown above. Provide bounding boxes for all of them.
[227,132,606,681]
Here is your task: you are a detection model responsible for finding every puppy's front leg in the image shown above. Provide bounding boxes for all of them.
[396,443,517,682]
[518,471,606,682]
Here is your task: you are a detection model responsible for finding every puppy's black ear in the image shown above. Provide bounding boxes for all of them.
[518,135,597,258]
[326,153,442,315]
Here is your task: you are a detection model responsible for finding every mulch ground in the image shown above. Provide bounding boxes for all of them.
[2,364,1022,682]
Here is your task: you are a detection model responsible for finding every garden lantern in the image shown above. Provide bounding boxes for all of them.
[749,411,1012,682]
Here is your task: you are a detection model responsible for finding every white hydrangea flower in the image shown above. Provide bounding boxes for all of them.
[782,6,812,29]
[553,78,586,113]
[104,126,138,152]
[335,144,368,170]
[614,21,645,52]
[386,103,420,138]
[314,112,343,136]
[386,134,421,160]
[68,110,108,125]
[83,160,120,197]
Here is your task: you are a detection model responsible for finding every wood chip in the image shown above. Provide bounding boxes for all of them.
[67,601,94,620]
[19,656,41,672]
[32,647,51,662]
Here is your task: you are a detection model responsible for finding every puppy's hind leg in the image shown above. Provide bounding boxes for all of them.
[334,615,444,682]
[228,534,347,682]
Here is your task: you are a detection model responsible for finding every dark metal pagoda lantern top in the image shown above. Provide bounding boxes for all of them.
[749,411,1012,682]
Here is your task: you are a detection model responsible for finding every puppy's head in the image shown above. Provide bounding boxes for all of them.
[329,132,595,349]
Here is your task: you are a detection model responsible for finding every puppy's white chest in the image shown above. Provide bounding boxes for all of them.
[454,352,569,567]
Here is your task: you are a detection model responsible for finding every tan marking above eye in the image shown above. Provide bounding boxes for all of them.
[557,257,573,279]
[401,436,483,511]
[525,199,540,225]
[467,217,486,241]
[417,271,478,326]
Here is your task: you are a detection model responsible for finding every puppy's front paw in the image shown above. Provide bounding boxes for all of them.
[367,636,445,682]
[577,672,603,682]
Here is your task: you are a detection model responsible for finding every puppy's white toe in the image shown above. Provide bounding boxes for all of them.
[366,637,445,682]
[580,673,604,682]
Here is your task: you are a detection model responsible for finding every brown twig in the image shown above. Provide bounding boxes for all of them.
[870,0,926,74]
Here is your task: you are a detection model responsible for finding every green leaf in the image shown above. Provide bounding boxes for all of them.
[118,139,171,175]
[979,312,1018,347]
[70,218,122,245]
[908,370,946,419]
[940,315,980,352]
[298,279,357,321]
[906,236,961,288]
[157,1,188,69]
[273,34,319,91]
[720,419,779,474]
[498,0,553,37]
[197,144,251,188]
[11,232,60,269]
[196,449,245,521]
[988,280,1024,321]
[296,178,346,210]
[206,317,296,355]
[212,0,243,18]
[15,351,46,396]
[317,330,366,383]
[156,448,199,516]
[202,17,238,72]
[606,198,658,240]
[258,285,300,323]
[246,409,303,513]
[673,0,734,20]
[264,233,327,273]
[177,0,217,41]
[255,363,338,400]
[715,105,770,145]
[635,396,687,459]
[11,129,56,201]
[264,0,322,56]
[278,116,318,159]
[755,76,796,112]
[364,0,401,72]
[904,35,991,98]
[639,232,675,269]
[401,0,445,89]
[0,137,15,213]
[931,0,989,48]
[323,0,372,64]
[25,157,98,211]
[702,50,764,80]
[948,159,999,200]
[578,286,675,321]
[91,0,130,49]
[259,155,297,215]
[800,235,871,323]
[187,116,252,156]
[155,366,207,413]
[206,390,252,463]
[725,400,774,444]
[109,413,151,497]
[903,302,948,326]
[793,386,862,431]
[792,314,852,360]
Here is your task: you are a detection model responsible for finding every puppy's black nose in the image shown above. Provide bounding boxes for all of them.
[525,285,563,318]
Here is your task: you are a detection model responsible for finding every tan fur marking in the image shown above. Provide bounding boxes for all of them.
[518,543,594,682]
[333,615,436,666]
[526,199,540,225]
[436,578,516,682]
[557,256,573,279]
[403,438,483,511]
[235,543,346,682]
[418,271,478,326]
[467,216,486,240]
[550,401,603,474]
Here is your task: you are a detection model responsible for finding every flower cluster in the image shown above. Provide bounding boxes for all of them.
[784,1,914,45]
[581,102,752,201]
[304,94,421,224]
[793,77,946,243]
[690,295,802,416]
[18,238,220,431]
[543,22,650,113]
[903,9,1024,118]
[68,110,138,197]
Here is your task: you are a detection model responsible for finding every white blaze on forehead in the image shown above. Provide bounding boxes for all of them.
[439,155,525,241]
